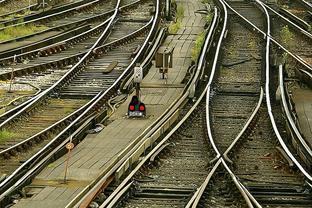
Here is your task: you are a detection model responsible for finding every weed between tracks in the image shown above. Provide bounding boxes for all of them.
[0,129,18,142]
[191,10,214,62]
[280,25,294,45]
[0,23,48,41]
[191,32,205,62]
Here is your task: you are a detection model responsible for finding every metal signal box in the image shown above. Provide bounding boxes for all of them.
[155,46,174,68]
[134,66,143,83]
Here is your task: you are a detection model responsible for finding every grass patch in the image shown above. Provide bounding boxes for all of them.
[0,24,48,42]
[280,25,294,45]
[191,32,205,62]
[248,37,257,49]
[0,129,18,142]
[63,107,75,115]
[206,13,213,24]
[168,5,184,34]
[168,21,181,34]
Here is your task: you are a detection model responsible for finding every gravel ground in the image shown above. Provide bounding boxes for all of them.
[0,67,69,91]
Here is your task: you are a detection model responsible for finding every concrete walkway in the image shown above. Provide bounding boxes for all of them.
[292,88,312,148]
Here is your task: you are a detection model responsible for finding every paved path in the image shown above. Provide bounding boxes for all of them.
[12,0,206,207]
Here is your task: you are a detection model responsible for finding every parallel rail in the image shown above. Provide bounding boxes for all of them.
[279,65,312,167]
[189,0,312,207]
[0,0,160,206]
[258,0,312,182]
[90,3,258,207]
[97,9,223,207]
[0,0,102,28]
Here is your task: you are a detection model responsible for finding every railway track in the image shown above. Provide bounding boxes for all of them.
[273,0,312,30]
[0,0,37,14]
[65,0,312,207]
[114,104,247,208]
[0,0,154,192]
[224,0,312,165]
[210,0,263,153]
[189,0,312,207]
[0,0,116,53]
[0,0,107,28]
[0,1,151,83]
[0,0,310,208]
[115,103,215,208]
[75,3,254,207]
[259,1,312,66]
[0,0,160,205]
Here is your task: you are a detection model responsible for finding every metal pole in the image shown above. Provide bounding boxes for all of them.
[64,136,74,183]
[135,83,140,100]
[63,148,71,183]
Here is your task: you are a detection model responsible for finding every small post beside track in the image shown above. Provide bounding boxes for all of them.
[64,137,75,183]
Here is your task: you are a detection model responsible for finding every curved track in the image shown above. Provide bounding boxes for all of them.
[0,0,153,192]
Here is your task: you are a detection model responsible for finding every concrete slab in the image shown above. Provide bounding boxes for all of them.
[292,88,312,148]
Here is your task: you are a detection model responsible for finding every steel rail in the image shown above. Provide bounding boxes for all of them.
[0,0,10,5]
[0,0,157,203]
[189,7,218,98]
[0,18,112,79]
[0,17,152,193]
[0,15,111,129]
[223,88,264,163]
[220,158,262,208]
[0,24,90,60]
[185,159,221,208]
[279,65,312,158]
[0,17,153,160]
[0,0,121,195]
[0,0,102,29]
[298,0,312,11]
[188,1,266,207]
[278,7,311,31]
[205,0,228,161]
[0,93,39,122]
[102,0,257,207]
[221,0,312,75]
[261,1,312,38]
[70,25,164,208]
[0,7,115,46]
[96,5,220,207]
[257,0,312,182]
[0,4,37,19]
